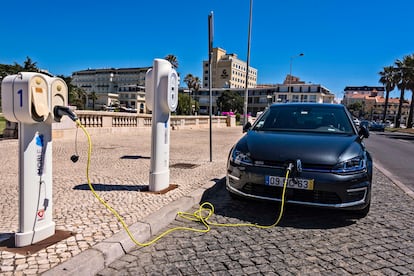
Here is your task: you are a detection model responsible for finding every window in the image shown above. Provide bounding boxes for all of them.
[292,95,299,102]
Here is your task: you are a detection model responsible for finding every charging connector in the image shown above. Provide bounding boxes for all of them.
[53,106,78,122]
[286,159,302,177]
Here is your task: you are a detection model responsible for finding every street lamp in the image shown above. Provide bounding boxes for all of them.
[288,53,304,97]
[243,0,253,124]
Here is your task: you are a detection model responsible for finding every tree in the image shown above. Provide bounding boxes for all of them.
[379,66,397,122]
[183,74,201,115]
[394,58,410,128]
[176,93,190,115]
[69,86,87,109]
[402,54,414,128]
[347,102,364,118]
[164,54,178,69]
[23,56,38,71]
[216,90,244,114]
[89,92,98,110]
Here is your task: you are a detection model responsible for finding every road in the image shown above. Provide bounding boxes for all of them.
[364,131,414,191]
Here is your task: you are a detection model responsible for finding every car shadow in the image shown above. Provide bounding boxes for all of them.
[200,178,357,229]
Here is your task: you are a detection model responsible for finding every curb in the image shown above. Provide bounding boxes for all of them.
[373,162,414,200]
[42,179,220,276]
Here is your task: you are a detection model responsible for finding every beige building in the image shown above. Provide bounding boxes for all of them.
[342,86,385,106]
[346,94,410,123]
[118,85,146,112]
[203,47,257,89]
[342,86,411,123]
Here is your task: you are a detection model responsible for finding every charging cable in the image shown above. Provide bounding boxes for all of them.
[61,109,292,246]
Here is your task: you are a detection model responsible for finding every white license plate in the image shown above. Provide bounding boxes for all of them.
[265,175,314,190]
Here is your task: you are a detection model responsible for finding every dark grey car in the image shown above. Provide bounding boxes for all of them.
[226,103,372,217]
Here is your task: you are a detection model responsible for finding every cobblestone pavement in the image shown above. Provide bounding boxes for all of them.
[97,168,414,275]
[0,126,244,275]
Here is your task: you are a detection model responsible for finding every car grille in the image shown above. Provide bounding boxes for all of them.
[257,160,333,173]
[241,183,342,204]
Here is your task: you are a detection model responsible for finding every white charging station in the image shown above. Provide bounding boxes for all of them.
[145,59,178,192]
[1,72,68,247]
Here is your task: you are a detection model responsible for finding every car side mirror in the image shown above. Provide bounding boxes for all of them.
[358,125,369,139]
[243,122,252,133]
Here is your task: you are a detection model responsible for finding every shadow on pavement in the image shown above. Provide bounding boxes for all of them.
[383,134,414,141]
[73,183,149,192]
[200,178,356,230]
[120,155,151,160]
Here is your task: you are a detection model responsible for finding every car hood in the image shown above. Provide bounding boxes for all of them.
[240,130,363,165]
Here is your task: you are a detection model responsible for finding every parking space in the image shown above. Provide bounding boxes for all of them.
[99,168,414,275]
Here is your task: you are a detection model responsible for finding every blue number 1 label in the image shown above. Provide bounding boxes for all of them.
[17,89,23,107]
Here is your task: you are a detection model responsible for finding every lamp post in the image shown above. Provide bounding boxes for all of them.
[243,0,253,125]
[288,53,304,100]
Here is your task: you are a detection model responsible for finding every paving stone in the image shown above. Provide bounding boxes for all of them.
[2,127,414,275]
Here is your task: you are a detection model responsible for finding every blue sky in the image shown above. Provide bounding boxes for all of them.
[1,0,413,100]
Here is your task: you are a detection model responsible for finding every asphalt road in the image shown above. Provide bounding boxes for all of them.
[364,131,414,192]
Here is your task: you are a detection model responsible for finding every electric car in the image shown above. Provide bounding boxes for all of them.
[226,103,372,217]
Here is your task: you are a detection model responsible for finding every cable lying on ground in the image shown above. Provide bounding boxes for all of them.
[75,118,292,246]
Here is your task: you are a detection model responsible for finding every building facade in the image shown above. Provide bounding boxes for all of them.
[343,86,385,105]
[118,85,146,112]
[342,86,411,124]
[71,67,150,110]
[202,47,258,89]
[194,81,335,116]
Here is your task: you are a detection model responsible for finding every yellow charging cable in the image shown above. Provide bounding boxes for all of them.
[75,119,290,246]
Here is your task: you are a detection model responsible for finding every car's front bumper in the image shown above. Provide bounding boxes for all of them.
[226,161,371,210]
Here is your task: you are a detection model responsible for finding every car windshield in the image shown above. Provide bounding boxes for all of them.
[252,105,355,134]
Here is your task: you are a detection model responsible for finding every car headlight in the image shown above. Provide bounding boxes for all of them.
[333,156,366,174]
[231,149,253,166]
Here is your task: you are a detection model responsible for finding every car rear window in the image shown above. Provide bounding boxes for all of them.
[253,105,354,134]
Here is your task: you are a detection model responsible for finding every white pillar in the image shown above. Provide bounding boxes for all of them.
[15,122,55,247]
[147,59,178,192]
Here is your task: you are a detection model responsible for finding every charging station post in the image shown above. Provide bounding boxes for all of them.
[145,59,178,192]
[1,72,68,247]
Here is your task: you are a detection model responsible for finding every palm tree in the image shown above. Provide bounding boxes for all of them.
[89,92,98,110]
[394,58,409,128]
[403,54,414,128]
[23,56,38,72]
[69,87,87,109]
[379,66,397,122]
[164,54,178,69]
[184,74,201,115]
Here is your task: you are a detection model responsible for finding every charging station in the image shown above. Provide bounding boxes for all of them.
[1,72,68,247]
[145,59,178,192]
